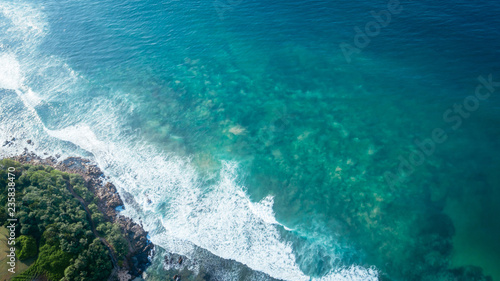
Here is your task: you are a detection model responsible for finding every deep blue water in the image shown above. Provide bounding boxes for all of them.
[1,0,500,280]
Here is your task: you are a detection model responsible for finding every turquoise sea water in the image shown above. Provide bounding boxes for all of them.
[1,0,500,280]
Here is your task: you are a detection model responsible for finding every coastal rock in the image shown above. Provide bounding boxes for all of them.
[94,182,123,217]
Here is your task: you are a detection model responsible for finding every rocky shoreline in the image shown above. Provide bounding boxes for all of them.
[9,152,154,280]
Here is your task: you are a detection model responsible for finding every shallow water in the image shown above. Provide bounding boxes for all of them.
[1,0,500,280]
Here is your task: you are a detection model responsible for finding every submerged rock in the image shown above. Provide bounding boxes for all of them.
[449,266,493,281]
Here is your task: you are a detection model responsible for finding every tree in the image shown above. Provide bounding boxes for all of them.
[37,243,72,280]
[1,161,115,280]
[16,235,38,260]
[63,239,112,281]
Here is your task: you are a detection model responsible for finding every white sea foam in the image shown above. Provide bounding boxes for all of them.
[45,123,378,281]
[0,52,44,109]
[319,266,378,281]
[46,124,308,280]
[0,2,379,280]
[0,1,47,48]
[0,53,22,90]
[0,1,74,159]
[0,1,59,158]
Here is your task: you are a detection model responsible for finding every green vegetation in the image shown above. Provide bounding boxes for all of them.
[97,222,128,259]
[0,159,116,280]
[16,235,37,260]
[62,239,113,281]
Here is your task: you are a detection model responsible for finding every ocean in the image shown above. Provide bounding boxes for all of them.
[1,0,499,280]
